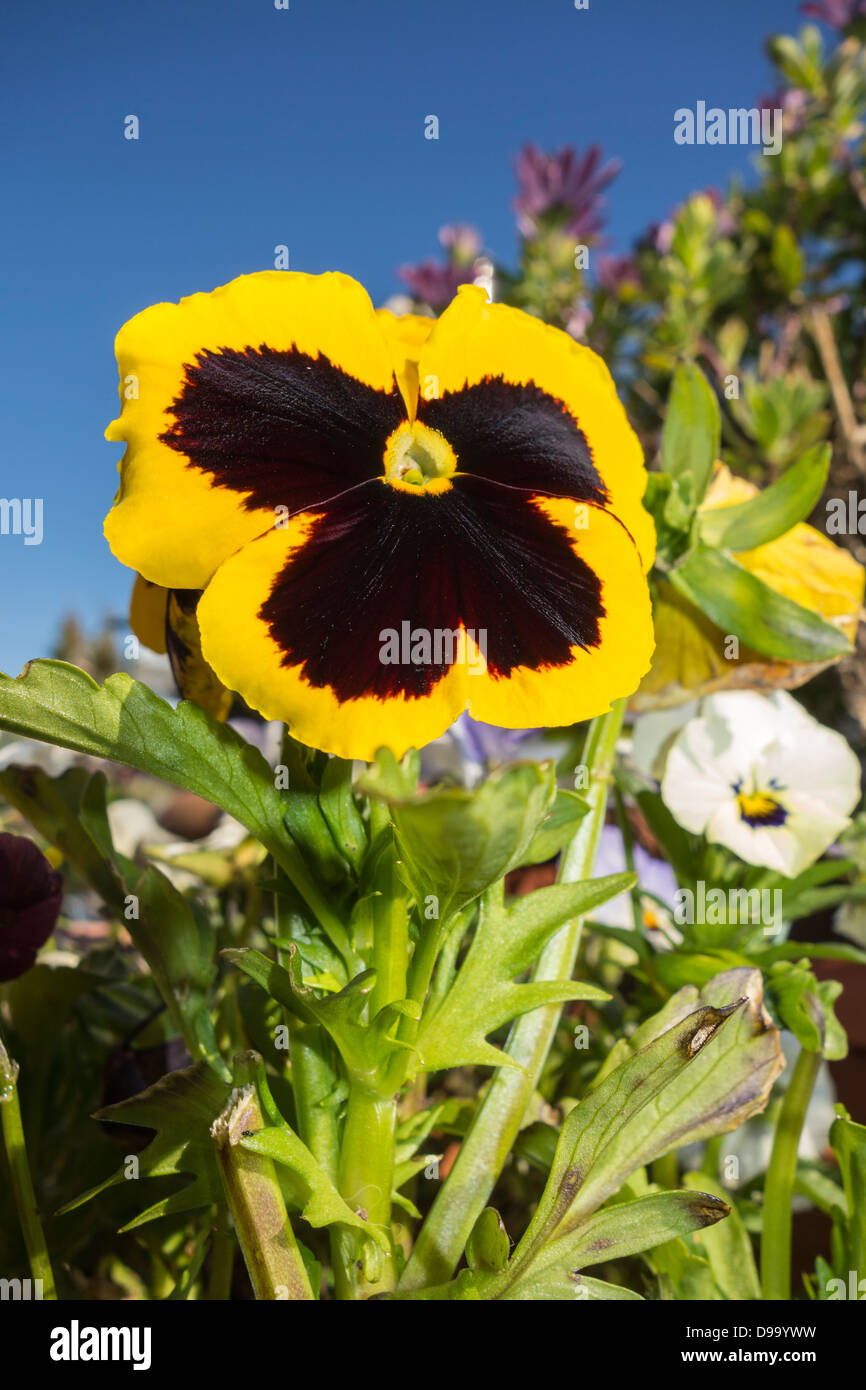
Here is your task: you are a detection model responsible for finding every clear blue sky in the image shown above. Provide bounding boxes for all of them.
[0,0,813,674]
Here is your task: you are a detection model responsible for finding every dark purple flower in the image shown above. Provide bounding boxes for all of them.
[596,254,642,293]
[802,0,866,28]
[0,833,63,982]
[397,259,475,312]
[513,143,621,241]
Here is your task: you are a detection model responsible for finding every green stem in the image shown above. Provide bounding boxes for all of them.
[761,1046,821,1301]
[652,1151,678,1189]
[399,698,625,1291]
[0,1040,57,1299]
[206,1210,236,1300]
[702,1134,723,1178]
[211,1084,314,1301]
[290,1025,341,1178]
[334,1079,397,1299]
[614,784,644,935]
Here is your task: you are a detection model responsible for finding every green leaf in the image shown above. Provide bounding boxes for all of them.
[829,1106,866,1281]
[660,362,720,505]
[240,1126,388,1248]
[698,445,830,552]
[518,789,589,866]
[513,969,781,1261]
[767,962,848,1058]
[770,225,805,293]
[466,1208,511,1273]
[669,544,851,661]
[223,945,383,1076]
[683,1172,761,1299]
[415,878,619,1071]
[0,660,348,950]
[501,1272,642,1301]
[318,757,367,873]
[363,761,557,922]
[646,1236,718,1300]
[503,1190,728,1300]
[131,866,226,1078]
[59,1063,229,1229]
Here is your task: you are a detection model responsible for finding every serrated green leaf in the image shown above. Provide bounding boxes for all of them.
[223,945,379,1075]
[415,878,620,1071]
[518,789,589,866]
[0,660,348,952]
[363,761,557,922]
[240,1126,388,1248]
[59,1063,229,1229]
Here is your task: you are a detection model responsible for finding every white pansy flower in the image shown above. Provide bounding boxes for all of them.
[660,691,861,877]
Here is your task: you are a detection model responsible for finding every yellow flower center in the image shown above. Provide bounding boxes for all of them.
[382,421,457,494]
[735,790,787,827]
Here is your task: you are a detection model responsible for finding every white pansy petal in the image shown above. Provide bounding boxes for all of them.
[705,799,798,874]
[661,711,745,833]
[781,790,852,862]
[835,901,866,949]
[759,726,860,821]
[631,702,698,781]
[700,691,794,770]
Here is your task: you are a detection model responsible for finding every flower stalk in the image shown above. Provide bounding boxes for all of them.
[211,1080,314,1301]
[399,698,626,1290]
[0,1037,57,1300]
[333,1078,397,1299]
[760,1045,821,1300]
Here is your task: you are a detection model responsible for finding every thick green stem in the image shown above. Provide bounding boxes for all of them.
[211,1085,314,1300]
[761,1046,821,1301]
[400,699,626,1291]
[0,1040,56,1299]
[334,1080,397,1299]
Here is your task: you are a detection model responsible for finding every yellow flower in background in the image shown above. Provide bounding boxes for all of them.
[634,463,864,710]
[105,271,654,759]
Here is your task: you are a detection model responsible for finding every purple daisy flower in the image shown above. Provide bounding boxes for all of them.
[801,0,866,28]
[397,260,475,312]
[513,143,621,241]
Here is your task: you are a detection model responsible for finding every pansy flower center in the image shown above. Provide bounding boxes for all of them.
[383,421,457,494]
[733,782,788,828]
